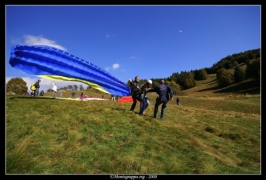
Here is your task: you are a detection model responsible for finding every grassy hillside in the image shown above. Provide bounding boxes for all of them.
[175,73,259,97]
[6,74,261,174]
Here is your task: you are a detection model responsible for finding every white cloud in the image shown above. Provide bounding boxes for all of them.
[11,35,67,51]
[130,56,137,59]
[106,33,115,38]
[105,63,120,71]
[112,63,119,69]
[179,30,182,33]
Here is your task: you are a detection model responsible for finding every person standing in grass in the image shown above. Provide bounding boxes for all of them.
[176,97,180,106]
[111,95,116,101]
[129,76,147,115]
[40,90,44,96]
[139,79,153,114]
[51,82,57,99]
[71,91,76,99]
[146,79,173,120]
[34,80,41,97]
[59,90,64,98]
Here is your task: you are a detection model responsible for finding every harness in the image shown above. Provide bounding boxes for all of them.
[130,81,141,98]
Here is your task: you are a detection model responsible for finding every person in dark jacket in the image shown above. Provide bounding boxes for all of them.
[146,79,173,120]
[34,80,41,97]
[129,76,146,115]
[139,79,153,114]
[176,97,180,106]
[71,91,76,99]
[40,90,44,96]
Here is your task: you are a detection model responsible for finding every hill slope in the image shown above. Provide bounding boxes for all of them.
[181,74,260,97]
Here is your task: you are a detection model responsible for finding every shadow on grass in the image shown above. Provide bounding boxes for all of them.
[202,79,217,85]
[196,80,260,94]
[195,85,223,92]
[214,80,260,94]
[111,107,128,111]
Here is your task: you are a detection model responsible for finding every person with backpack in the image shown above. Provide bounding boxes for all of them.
[33,80,41,97]
[129,76,147,115]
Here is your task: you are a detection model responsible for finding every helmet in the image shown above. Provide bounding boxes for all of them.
[147,79,152,84]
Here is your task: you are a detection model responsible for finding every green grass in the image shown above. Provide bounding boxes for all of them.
[6,93,260,174]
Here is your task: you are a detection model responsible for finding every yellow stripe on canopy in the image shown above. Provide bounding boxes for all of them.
[38,75,110,94]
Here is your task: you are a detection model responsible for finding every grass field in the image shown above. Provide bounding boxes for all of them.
[6,75,261,174]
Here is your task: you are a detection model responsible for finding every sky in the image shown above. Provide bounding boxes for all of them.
[5,5,261,93]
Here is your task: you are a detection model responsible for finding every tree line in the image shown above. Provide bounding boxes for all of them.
[141,48,260,94]
[46,84,89,92]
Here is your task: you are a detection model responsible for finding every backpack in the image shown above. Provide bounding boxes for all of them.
[30,83,36,91]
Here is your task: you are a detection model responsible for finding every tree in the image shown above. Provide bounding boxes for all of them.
[153,81,159,88]
[47,88,53,92]
[167,80,181,95]
[79,85,84,90]
[245,58,260,81]
[170,72,179,83]
[73,84,78,90]
[67,85,73,90]
[234,66,245,83]
[247,53,255,60]
[183,78,195,89]
[233,61,239,67]
[6,78,28,95]
[194,69,208,80]
[216,68,233,87]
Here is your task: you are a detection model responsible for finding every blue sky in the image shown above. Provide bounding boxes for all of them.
[5,5,261,93]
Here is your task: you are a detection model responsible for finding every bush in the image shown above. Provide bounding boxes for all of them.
[234,66,245,83]
[216,68,233,87]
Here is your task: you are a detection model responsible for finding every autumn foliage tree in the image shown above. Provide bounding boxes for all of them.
[245,58,260,81]
[6,78,28,95]
[233,66,245,83]
[216,68,234,87]
[183,78,195,89]
[194,69,208,80]
[165,80,181,95]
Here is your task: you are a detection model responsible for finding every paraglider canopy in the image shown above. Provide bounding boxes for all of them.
[9,45,131,96]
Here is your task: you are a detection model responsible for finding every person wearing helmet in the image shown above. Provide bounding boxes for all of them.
[139,79,153,114]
